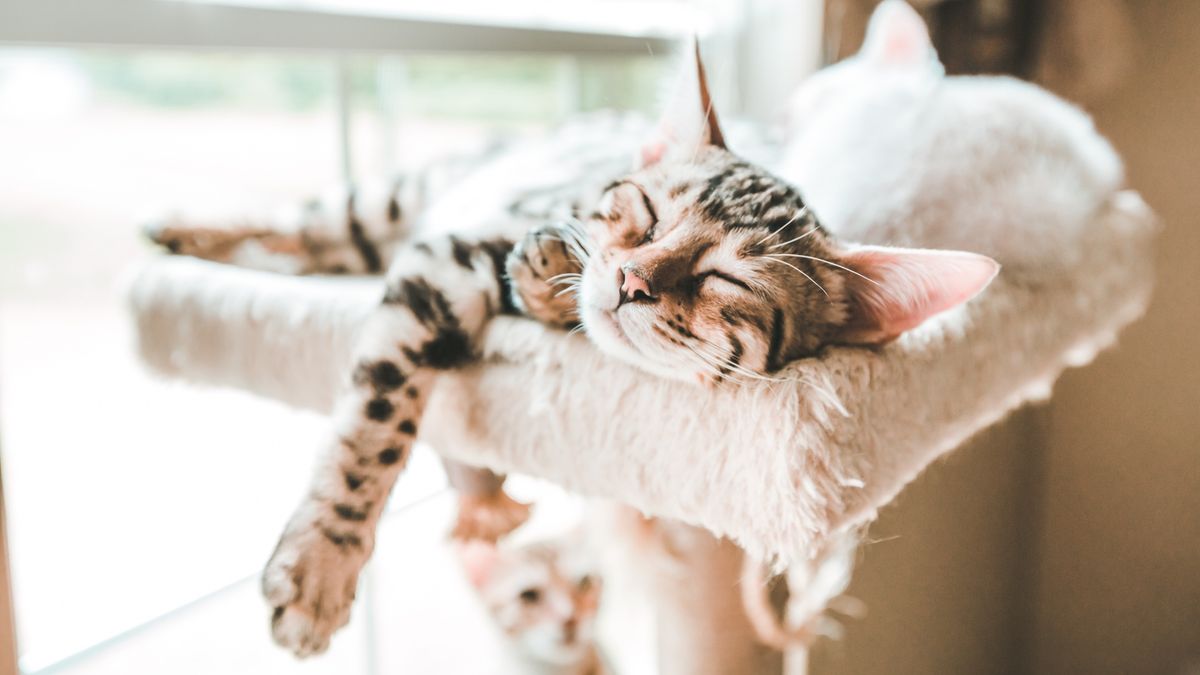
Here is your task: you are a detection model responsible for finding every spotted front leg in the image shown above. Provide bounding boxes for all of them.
[506,222,584,328]
[261,235,515,657]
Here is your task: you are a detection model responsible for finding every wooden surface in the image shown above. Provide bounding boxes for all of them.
[0,461,19,675]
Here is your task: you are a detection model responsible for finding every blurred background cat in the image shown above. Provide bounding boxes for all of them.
[458,535,606,675]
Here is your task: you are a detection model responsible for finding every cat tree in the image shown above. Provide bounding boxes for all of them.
[127,186,1153,672]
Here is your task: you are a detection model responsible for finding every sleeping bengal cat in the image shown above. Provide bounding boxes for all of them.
[147,47,996,656]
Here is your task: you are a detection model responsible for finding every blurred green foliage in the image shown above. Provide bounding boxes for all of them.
[74,51,661,121]
[82,53,330,108]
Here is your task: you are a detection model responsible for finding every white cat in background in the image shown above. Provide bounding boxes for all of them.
[780,0,1124,270]
[459,537,606,675]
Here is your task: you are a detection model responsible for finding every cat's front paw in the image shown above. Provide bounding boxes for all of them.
[262,511,369,657]
[507,222,582,328]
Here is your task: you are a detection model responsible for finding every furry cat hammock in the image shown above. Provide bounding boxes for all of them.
[128,187,1154,563]
[126,4,1156,667]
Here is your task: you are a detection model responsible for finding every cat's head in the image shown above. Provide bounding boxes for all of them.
[576,40,995,384]
[460,539,601,666]
[787,0,942,138]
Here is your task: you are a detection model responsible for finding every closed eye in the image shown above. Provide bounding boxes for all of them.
[698,270,753,292]
[637,188,658,244]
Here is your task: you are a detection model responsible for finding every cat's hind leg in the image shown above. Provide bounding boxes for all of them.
[262,236,515,656]
[443,461,531,542]
[145,180,410,274]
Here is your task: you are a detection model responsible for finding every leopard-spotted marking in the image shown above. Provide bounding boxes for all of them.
[262,233,539,656]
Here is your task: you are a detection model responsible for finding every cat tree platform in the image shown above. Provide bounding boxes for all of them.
[127,191,1154,672]
[128,190,1154,564]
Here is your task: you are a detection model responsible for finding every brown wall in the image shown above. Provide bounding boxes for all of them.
[1030,2,1200,673]
[0,463,17,675]
[811,417,1044,675]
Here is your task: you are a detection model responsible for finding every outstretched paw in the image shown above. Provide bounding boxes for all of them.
[507,222,582,328]
[449,489,532,543]
[262,511,369,657]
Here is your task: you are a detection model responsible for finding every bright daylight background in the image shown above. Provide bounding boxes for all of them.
[0,1,710,671]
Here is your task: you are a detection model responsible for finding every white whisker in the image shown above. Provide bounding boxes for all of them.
[553,218,596,264]
[769,223,820,251]
[763,256,829,297]
[755,206,810,247]
[694,337,786,384]
[680,341,729,380]
[770,253,880,285]
[547,272,582,286]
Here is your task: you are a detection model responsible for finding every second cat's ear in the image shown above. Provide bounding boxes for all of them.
[638,38,727,168]
[860,0,936,68]
[457,540,500,589]
[834,245,999,344]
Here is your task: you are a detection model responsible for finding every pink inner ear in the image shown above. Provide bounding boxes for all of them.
[838,246,999,344]
[884,24,924,62]
[636,39,726,169]
[458,540,500,588]
[864,0,933,66]
[640,142,667,169]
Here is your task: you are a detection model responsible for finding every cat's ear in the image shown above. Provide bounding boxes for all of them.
[638,38,726,168]
[834,245,999,344]
[860,0,936,68]
[457,540,500,589]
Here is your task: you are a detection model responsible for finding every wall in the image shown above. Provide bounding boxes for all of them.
[811,418,1041,675]
[1030,2,1200,673]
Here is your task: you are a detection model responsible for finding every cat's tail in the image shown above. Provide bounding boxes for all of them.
[739,529,863,653]
[141,177,419,275]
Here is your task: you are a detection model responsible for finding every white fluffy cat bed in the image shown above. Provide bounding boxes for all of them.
[127,189,1154,566]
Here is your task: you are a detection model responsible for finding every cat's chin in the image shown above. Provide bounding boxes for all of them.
[519,635,594,668]
[580,306,696,383]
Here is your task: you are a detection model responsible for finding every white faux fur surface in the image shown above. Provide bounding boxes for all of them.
[127,191,1154,565]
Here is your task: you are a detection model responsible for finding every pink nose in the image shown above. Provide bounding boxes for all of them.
[619,266,655,305]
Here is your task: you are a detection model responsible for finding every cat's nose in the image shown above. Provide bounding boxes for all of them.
[562,617,578,643]
[617,264,656,306]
